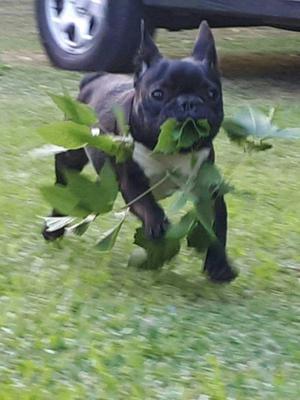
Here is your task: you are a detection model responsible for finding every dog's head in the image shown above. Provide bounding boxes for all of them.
[131,21,223,150]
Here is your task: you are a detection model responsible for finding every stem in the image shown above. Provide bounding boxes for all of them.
[248,106,257,134]
[120,172,171,210]
[268,106,276,123]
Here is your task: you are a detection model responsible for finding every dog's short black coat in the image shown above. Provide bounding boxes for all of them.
[43,21,237,282]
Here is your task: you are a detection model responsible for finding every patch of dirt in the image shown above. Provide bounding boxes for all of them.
[220,53,300,81]
[1,51,49,66]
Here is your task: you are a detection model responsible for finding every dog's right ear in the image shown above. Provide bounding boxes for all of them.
[134,21,162,84]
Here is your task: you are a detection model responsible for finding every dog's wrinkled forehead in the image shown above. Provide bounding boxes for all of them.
[142,58,219,92]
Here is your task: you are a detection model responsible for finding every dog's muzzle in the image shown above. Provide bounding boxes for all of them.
[176,94,206,121]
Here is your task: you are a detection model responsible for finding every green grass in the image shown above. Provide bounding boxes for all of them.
[0,2,300,399]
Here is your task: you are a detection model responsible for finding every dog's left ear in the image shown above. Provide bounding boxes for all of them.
[134,20,162,83]
[192,20,218,69]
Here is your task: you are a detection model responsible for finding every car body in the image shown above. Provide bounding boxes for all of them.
[36,0,300,72]
[145,0,300,31]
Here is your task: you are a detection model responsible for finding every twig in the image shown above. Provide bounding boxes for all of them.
[120,172,171,210]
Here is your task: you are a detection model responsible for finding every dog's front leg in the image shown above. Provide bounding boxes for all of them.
[42,149,89,241]
[114,160,169,239]
[203,196,238,282]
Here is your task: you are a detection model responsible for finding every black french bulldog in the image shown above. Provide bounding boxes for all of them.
[43,21,237,283]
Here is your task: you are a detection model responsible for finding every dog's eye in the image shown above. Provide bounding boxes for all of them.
[208,88,219,101]
[151,89,164,101]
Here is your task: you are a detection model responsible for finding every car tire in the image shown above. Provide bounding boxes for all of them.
[35,0,143,72]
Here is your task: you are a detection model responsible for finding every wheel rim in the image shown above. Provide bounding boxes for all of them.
[45,0,108,55]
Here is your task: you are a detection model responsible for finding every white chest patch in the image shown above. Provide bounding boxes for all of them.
[132,142,210,199]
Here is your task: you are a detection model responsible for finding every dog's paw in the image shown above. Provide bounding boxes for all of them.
[205,261,238,283]
[144,212,169,240]
[204,247,238,283]
[42,226,65,241]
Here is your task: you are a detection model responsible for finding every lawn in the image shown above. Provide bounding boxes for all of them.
[0,2,300,399]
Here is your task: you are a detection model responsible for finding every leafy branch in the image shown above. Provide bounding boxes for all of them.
[223,106,300,152]
[37,94,299,269]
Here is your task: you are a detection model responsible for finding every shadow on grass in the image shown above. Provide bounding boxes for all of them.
[112,263,243,304]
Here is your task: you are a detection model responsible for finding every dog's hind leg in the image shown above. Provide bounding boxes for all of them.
[203,196,238,283]
[42,148,89,241]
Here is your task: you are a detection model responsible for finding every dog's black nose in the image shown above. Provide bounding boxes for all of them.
[177,95,204,119]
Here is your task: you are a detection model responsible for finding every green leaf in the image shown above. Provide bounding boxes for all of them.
[43,216,75,232]
[178,119,210,149]
[223,108,276,140]
[196,119,211,136]
[87,134,118,155]
[133,227,180,270]
[223,107,300,151]
[187,222,213,253]
[218,180,235,197]
[30,144,67,158]
[169,162,229,250]
[65,172,105,214]
[222,119,248,144]
[271,128,300,140]
[178,125,199,149]
[169,191,190,212]
[191,162,233,198]
[44,93,132,161]
[242,107,276,138]
[97,160,119,211]
[114,140,134,163]
[154,118,210,154]
[38,119,133,161]
[188,163,222,239]
[166,210,196,239]
[194,196,216,240]
[40,185,89,217]
[113,106,130,136]
[153,119,178,154]
[69,218,94,236]
[193,162,224,196]
[96,213,126,251]
[41,161,118,218]
[49,92,98,126]
[85,135,133,162]
[38,121,91,149]
[171,127,182,141]
[66,161,118,214]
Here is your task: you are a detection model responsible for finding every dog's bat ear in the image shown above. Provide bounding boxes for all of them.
[134,20,162,82]
[192,20,218,69]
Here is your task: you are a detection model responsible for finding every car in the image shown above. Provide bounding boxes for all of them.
[35,0,300,72]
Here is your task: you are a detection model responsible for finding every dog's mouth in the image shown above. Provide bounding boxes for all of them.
[153,117,212,154]
[172,118,211,151]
